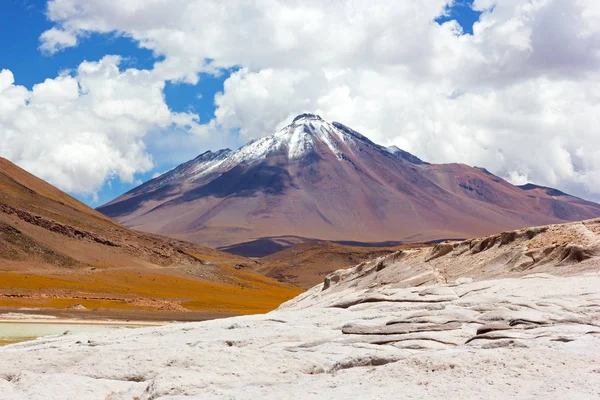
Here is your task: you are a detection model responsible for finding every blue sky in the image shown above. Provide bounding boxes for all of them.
[1,0,236,205]
[2,0,599,205]
[1,0,481,206]
[435,0,482,35]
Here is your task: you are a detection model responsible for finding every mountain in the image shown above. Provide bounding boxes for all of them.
[0,157,300,319]
[98,113,600,254]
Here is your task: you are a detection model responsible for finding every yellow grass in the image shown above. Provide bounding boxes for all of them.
[0,269,302,315]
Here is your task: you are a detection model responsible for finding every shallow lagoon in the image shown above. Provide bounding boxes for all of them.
[0,322,131,346]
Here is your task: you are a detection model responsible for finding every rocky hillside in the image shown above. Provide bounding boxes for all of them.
[291,218,600,306]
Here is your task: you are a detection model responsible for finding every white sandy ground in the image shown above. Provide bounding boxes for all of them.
[3,220,600,399]
[1,272,599,400]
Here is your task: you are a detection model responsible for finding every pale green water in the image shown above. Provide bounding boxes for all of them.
[0,322,131,346]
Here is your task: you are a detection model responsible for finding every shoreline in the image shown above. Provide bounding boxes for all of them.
[0,317,165,326]
[0,307,241,324]
[0,316,165,347]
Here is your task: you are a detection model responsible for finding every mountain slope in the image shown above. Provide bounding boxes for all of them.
[0,157,301,318]
[98,114,600,252]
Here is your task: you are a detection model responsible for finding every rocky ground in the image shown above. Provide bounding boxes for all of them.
[1,219,600,399]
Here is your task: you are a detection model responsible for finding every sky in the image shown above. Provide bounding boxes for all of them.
[1,0,599,206]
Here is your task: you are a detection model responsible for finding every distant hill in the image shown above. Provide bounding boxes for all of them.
[254,241,427,289]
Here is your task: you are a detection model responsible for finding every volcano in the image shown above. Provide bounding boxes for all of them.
[98,114,600,255]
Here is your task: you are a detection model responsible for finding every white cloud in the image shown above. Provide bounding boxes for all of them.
[39,27,78,54]
[0,56,202,196]
[31,0,600,201]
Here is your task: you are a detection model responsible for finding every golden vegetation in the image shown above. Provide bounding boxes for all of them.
[0,267,302,315]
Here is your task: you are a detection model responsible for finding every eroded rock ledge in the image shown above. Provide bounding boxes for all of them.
[308,218,600,301]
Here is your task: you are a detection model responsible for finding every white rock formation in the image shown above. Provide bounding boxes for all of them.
[2,220,600,399]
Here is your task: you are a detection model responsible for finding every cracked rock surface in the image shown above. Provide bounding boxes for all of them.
[2,220,600,399]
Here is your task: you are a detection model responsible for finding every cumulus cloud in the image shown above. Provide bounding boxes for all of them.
[0,56,202,196]
[32,0,600,200]
[39,27,78,54]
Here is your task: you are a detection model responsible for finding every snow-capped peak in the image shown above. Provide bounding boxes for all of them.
[171,114,427,185]
[130,114,428,195]
[224,114,362,164]
[292,113,323,123]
